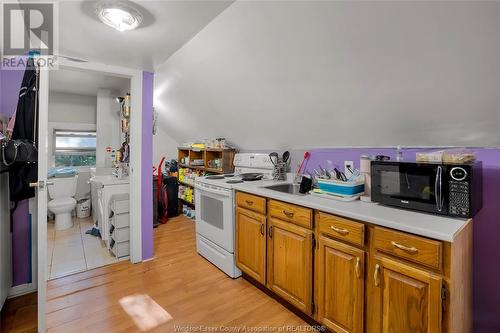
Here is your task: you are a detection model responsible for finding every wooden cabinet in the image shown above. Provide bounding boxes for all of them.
[373,227,443,271]
[235,207,267,284]
[267,217,314,315]
[268,199,313,229]
[370,257,443,333]
[236,192,266,214]
[317,236,364,333]
[234,191,472,333]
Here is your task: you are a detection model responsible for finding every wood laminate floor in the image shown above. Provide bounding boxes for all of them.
[1,215,307,332]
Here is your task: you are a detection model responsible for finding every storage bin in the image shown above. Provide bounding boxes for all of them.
[110,240,130,258]
[111,195,130,215]
[111,227,130,243]
[109,213,129,229]
[316,178,365,196]
[76,198,91,218]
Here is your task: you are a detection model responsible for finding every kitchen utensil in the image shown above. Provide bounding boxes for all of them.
[240,173,264,181]
[333,168,347,182]
[296,151,311,176]
[269,152,279,166]
[282,151,290,163]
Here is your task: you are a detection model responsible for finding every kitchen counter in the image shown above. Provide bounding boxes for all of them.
[232,180,470,242]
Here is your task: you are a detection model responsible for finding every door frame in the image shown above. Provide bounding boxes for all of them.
[37,58,144,332]
[51,57,144,263]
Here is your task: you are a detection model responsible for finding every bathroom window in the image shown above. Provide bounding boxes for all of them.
[54,130,97,167]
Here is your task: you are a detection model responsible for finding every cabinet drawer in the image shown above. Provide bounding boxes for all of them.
[236,192,266,214]
[111,226,130,243]
[373,227,442,270]
[110,213,129,229]
[268,200,312,229]
[317,212,365,247]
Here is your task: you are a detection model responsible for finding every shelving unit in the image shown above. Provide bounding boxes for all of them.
[177,147,237,212]
[177,147,237,175]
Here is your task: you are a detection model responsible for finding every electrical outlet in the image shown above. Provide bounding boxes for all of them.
[344,161,354,178]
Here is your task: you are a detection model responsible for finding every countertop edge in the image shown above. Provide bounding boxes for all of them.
[232,183,468,242]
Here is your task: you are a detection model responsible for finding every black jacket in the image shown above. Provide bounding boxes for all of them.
[9,57,38,202]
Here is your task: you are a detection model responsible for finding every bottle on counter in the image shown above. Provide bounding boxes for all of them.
[360,155,372,202]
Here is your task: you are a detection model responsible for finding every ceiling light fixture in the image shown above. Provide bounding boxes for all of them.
[96,1,143,32]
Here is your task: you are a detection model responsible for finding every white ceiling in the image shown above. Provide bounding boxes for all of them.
[57,0,233,71]
[49,68,130,96]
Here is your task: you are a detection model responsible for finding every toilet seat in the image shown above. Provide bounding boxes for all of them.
[48,197,77,209]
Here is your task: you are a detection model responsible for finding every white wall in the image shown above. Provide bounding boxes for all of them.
[153,125,179,166]
[96,89,121,167]
[48,92,98,198]
[49,92,96,124]
[154,1,500,150]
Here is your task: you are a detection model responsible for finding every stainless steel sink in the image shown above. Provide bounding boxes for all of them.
[263,184,304,195]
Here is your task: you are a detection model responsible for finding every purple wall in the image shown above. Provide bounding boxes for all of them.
[0,60,25,117]
[300,147,500,333]
[1,60,32,286]
[141,72,154,260]
[11,201,31,285]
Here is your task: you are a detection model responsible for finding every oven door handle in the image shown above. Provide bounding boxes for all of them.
[195,185,231,197]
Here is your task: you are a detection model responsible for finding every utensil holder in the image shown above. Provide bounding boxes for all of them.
[273,161,288,181]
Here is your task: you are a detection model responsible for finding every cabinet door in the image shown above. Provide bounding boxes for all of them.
[267,218,313,315]
[373,257,442,333]
[317,236,364,333]
[235,207,267,284]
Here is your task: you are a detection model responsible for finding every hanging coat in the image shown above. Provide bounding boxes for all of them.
[9,57,38,202]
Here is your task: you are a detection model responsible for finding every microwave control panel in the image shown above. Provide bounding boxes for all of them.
[449,180,470,216]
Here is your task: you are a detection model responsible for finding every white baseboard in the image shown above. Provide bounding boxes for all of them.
[9,283,37,298]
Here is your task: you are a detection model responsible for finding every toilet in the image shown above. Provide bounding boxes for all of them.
[48,175,78,230]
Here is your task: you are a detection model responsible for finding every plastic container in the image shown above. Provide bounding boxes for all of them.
[76,198,91,218]
[316,177,365,196]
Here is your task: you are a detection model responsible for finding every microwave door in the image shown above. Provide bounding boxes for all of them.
[373,163,447,214]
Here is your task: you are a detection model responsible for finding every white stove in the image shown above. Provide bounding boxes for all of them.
[195,153,274,278]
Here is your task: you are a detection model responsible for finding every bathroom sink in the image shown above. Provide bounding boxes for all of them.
[263,184,304,195]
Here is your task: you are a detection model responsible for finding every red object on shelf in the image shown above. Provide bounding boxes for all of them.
[157,157,167,224]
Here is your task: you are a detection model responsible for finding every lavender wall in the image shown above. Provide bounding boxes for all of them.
[1,60,32,287]
[298,147,500,332]
[0,62,25,117]
[141,72,154,260]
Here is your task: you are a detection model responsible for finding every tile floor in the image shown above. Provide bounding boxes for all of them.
[47,217,119,280]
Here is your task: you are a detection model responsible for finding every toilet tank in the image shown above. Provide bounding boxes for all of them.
[48,175,78,199]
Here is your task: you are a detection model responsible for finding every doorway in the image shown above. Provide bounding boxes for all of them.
[35,57,147,331]
[46,68,131,279]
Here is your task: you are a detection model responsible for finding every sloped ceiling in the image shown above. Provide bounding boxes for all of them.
[49,68,130,96]
[153,1,500,150]
[57,0,233,71]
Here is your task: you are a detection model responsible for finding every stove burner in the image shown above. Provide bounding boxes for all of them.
[205,175,224,180]
[226,179,244,184]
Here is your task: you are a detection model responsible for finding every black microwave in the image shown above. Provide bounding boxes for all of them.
[371,161,482,218]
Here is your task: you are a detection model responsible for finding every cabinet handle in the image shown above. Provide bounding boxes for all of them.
[330,226,349,236]
[391,241,418,254]
[355,257,361,278]
[245,200,254,206]
[260,224,265,236]
[268,226,273,238]
[374,264,380,287]
[282,210,294,218]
